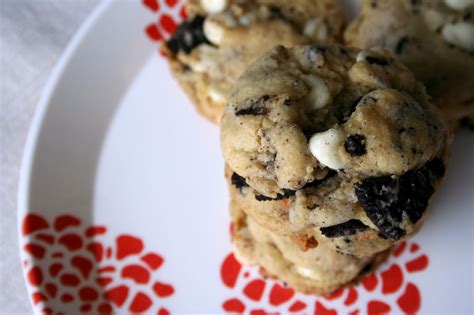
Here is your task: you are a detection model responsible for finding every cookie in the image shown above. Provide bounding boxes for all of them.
[221,44,449,257]
[345,0,474,124]
[162,0,345,122]
[230,192,390,294]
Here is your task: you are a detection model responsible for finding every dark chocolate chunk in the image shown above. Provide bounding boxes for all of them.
[395,36,410,55]
[320,220,369,238]
[166,15,210,54]
[344,134,366,156]
[365,56,389,65]
[283,99,291,106]
[354,159,445,241]
[255,189,295,201]
[231,172,248,189]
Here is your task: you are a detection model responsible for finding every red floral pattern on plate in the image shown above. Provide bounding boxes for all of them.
[21,214,174,314]
[220,241,429,314]
[142,0,186,49]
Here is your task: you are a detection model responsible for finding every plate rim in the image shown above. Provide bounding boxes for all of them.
[16,0,112,309]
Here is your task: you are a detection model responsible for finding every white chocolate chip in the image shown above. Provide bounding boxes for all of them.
[303,75,331,111]
[309,128,346,170]
[303,17,328,42]
[295,266,321,280]
[203,19,224,45]
[356,50,370,62]
[444,0,474,10]
[201,0,227,14]
[208,85,226,102]
[442,22,474,52]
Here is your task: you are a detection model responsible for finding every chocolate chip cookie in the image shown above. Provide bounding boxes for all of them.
[163,0,345,122]
[221,45,449,257]
[345,0,474,124]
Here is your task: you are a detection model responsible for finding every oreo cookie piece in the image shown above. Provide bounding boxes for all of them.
[344,134,366,156]
[355,159,445,241]
[320,220,368,238]
[166,15,210,54]
[231,172,248,190]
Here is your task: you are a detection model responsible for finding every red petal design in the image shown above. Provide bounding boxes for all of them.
[129,292,152,313]
[361,274,378,291]
[80,304,92,312]
[269,283,294,306]
[79,286,99,301]
[289,300,306,312]
[45,283,57,298]
[160,14,177,34]
[153,281,175,297]
[141,253,164,270]
[24,243,45,259]
[221,253,241,288]
[166,0,178,6]
[392,241,406,257]
[324,288,344,300]
[27,266,43,286]
[60,273,80,287]
[96,277,113,287]
[409,243,420,253]
[223,298,245,313]
[87,242,104,262]
[405,255,429,272]
[116,235,143,260]
[22,214,49,235]
[344,287,358,306]
[31,292,47,305]
[315,301,337,315]
[35,233,54,244]
[71,255,93,279]
[85,226,107,237]
[54,215,80,231]
[158,308,170,315]
[367,301,391,314]
[122,264,150,284]
[61,293,74,303]
[397,282,421,313]
[49,263,63,277]
[381,264,403,294]
[142,0,159,11]
[243,279,265,301]
[58,233,83,251]
[98,303,113,314]
[104,285,129,307]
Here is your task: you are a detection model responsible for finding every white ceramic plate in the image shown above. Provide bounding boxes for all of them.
[18,0,474,313]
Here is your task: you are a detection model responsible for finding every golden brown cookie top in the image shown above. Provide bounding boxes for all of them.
[221,44,446,197]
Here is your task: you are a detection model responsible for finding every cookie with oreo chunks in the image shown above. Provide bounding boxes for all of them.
[221,44,446,198]
[230,190,390,295]
[222,44,449,257]
[161,0,345,123]
[345,0,474,125]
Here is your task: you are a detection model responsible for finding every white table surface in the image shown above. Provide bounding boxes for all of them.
[0,1,98,313]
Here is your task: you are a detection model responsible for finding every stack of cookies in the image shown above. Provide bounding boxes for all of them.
[162,0,473,295]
